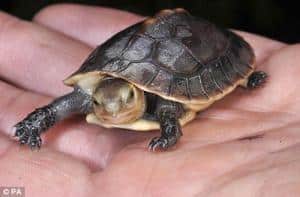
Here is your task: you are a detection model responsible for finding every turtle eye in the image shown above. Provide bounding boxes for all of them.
[129,90,134,100]
[125,90,135,104]
[93,100,101,106]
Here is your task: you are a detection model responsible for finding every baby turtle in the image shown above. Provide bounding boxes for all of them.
[14,8,267,151]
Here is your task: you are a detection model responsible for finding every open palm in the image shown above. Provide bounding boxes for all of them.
[0,4,300,197]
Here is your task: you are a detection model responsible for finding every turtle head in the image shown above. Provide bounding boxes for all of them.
[93,77,145,124]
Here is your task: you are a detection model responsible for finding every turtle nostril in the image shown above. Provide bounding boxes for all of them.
[105,102,121,115]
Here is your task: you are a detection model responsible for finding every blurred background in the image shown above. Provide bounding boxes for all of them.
[0,0,299,43]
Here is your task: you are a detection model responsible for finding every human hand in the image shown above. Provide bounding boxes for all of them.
[0,4,299,197]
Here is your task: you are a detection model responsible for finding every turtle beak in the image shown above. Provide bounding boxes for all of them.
[105,101,121,117]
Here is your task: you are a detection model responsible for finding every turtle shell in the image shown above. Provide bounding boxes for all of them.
[65,8,255,106]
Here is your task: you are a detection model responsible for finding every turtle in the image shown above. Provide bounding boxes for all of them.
[14,8,267,151]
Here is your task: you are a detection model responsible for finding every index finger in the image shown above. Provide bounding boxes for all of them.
[34,4,286,64]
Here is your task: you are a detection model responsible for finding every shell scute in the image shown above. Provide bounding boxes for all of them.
[155,40,184,70]
[148,69,172,94]
[118,62,158,85]
[122,36,153,61]
[170,77,190,99]
[188,76,209,100]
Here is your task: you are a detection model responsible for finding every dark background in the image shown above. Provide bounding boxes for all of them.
[0,0,299,43]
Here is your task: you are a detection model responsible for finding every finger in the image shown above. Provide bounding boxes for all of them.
[0,133,13,155]
[234,30,286,64]
[0,7,285,97]
[34,4,285,63]
[34,4,142,47]
[0,80,152,170]
[0,146,94,197]
[0,11,92,96]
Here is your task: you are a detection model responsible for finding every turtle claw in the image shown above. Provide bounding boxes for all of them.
[13,106,56,149]
[29,135,42,150]
[13,123,42,150]
[148,137,169,152]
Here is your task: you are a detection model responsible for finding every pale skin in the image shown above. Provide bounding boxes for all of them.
[0,4,300,197]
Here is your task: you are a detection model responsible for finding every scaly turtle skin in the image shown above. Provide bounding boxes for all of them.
[14,8,267,151]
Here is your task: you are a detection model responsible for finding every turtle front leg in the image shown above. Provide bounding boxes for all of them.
[148,98,184,151]
[14,87,92,149]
